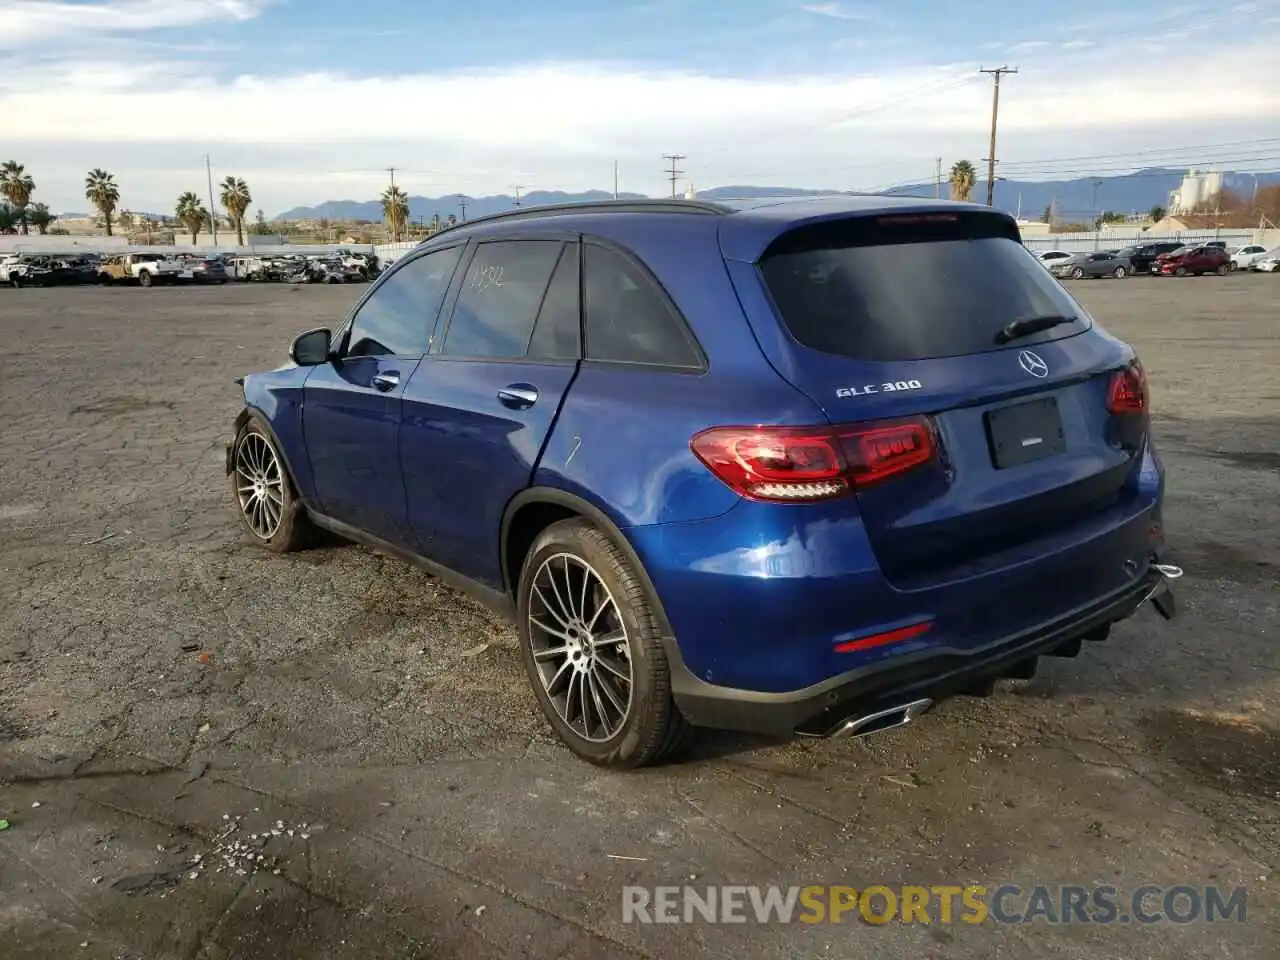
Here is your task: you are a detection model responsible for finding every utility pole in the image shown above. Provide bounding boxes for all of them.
[662,154,686,200]
[1091,178,1103,250]
[979,66,1017,207]
[613,160,619,200]
[934,157,942,199]
[457,195,468,222]
[511,185,524,207]
[205,153,219,246]
[387,167,397,189]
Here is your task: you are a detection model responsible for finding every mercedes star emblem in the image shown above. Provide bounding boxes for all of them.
[1017,349,1049,378]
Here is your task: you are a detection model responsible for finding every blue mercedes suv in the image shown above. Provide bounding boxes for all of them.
[227,196,1179,768]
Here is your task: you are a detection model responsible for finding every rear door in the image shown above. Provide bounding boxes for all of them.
[400,237,581,586]
[728,209,1143,588]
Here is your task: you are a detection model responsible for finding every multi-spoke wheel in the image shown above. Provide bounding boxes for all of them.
[528,554,634,742]
[517,519,690,768]
[234,431,284,540]
[229,415,317,552]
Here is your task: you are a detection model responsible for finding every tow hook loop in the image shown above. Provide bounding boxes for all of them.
[1153,563,1183,580]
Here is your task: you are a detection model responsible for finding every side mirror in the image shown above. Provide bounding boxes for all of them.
[290,328,331,366]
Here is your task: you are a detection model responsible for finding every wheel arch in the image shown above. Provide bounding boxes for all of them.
[500,488,676,639]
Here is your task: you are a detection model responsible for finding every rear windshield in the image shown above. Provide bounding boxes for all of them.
[759,213,1090,361]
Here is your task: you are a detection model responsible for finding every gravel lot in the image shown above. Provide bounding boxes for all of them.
[2,277,1277,959]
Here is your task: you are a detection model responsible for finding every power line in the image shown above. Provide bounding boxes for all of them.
[980,65,1017,206]
[662,154,685,200]
[998,137,1280,172]
[996,156,1280,179]
[456,195,468,221]
[511,184,524,207]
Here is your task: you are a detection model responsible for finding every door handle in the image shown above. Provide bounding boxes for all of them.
[497,384,538,409]
[371,372,400,392]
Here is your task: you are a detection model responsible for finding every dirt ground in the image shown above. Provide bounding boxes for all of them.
[1,276,1277,959]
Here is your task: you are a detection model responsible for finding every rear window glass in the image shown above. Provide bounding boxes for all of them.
[759,214,1090,361]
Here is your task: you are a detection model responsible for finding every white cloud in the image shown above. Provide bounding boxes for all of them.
[2,11,1278,215]
[0,0,267,47]
[1062,40,1094,50]
[1006,40,1050,54]
[798,3,872,21]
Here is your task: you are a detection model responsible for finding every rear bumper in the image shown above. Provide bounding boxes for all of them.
[670,566,1172,736]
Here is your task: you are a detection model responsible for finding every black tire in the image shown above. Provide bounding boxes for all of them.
[1071,267,1085,279]
[1215,264,1228,276]
[1175,266,1187,277]
[230,415,319,553]
[10,276,20,289]
[138,271,153,287]
[1113,266,1127,279]
[516,518,690,768]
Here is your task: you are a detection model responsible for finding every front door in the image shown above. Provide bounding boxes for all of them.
[401,239,582,586]
[303,243,466,546]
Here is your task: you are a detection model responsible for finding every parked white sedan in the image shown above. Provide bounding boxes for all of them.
[1253,250,1280,273]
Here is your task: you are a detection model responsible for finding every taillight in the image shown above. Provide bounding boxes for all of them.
[690,417,936,502]
[1107,360,1148,414]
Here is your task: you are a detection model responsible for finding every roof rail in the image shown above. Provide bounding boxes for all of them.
[425,198,733,238]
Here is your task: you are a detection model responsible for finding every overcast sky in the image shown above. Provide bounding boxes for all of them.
[3,0,1279,216]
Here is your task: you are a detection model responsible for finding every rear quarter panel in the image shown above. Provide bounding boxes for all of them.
[536,215,826,527]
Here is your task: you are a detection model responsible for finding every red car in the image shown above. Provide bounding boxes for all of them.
[1152,245,1231,276]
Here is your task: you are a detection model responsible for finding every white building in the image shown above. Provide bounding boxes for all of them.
[1169,168,1224,215]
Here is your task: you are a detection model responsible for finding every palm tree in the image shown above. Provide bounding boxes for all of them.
[381,185,410,241]
[948,161,976,202]
[85,169,121,236]
[1148,204,1167,223]
[219,176,252,246]
[1,161,36,234]
[28,203,54,235]
[176,191,209,244]
[0,203,17,234]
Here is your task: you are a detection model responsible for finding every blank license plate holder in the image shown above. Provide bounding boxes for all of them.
[985,397,1066,469]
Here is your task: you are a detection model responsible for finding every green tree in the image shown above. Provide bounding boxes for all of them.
[1,161,36,234]
[1148,204,1167,222]
[948,160,976,202]
[27,202,54,234]
[219,177,252,245]
[176,191,210,243]
[1040,203,1053,224]
[0,202,17,234]
[85,169,121,236]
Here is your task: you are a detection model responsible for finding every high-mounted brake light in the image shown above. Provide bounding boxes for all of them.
[690,417,936,502]
[1107,360,1148,414]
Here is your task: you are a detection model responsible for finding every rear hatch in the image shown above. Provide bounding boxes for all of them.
[735,209,1148,588]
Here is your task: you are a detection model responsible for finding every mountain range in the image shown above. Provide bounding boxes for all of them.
[275,169,1280,223]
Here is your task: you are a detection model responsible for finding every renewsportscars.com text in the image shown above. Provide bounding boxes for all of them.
[621,884,1248,925]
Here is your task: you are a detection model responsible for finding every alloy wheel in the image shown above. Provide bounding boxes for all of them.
[527,553,634,742]
[234,432,284,540]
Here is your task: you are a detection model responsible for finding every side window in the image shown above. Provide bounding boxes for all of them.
[526,244,581,361]
[346,245,463,358]
[582,245,701,368]
[442,241,563,359]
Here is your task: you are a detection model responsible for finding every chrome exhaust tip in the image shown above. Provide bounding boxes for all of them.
[828,698,934,739]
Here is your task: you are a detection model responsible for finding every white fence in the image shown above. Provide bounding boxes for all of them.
[1021,228,1279,253]
[5,229,1276,261]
